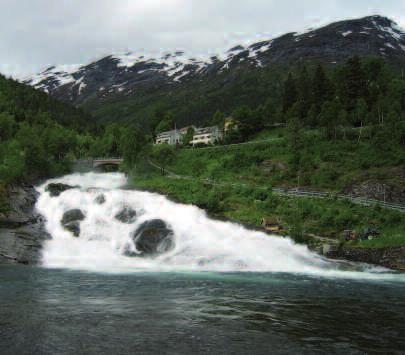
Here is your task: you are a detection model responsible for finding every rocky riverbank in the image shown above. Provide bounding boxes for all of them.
[327,246,405,271]
[0,184,50,265]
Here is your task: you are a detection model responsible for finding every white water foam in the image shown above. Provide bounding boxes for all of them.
[35,172,404,280]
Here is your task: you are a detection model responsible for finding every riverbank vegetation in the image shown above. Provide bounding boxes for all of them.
[132,172,405,249]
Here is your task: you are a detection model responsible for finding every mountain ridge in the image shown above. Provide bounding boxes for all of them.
[23,15,405,125]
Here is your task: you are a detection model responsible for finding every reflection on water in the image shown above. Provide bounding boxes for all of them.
[0,266,404,354]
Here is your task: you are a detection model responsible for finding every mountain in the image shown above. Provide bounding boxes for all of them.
[24,15,405,126]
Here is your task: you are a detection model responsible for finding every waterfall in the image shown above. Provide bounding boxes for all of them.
[35,172,403,280]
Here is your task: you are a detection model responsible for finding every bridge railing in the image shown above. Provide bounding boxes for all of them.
[73,158,124,166]
[93,157,123,161]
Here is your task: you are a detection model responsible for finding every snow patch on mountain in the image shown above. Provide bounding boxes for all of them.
[23,15,405,100]
[26,64,83,89]
[371,18,405,41]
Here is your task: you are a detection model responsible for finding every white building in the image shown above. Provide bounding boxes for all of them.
[190,126,223,146]
[155,129,182,145]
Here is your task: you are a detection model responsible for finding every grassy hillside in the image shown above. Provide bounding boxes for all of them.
[157,128,403,193]
[133,174,405,249]
[131,126,404,249]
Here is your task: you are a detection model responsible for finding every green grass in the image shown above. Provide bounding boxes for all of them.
[347,228,405,249]
[132,172,405,249]
[163,128,403,194]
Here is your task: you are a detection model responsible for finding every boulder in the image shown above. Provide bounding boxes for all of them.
[63,222,81,237]
[0,184,50,265]
[132,219,174,256]
[261,160,288,173]
[61,209,85,237]
[115,206,137,224]
[46,183,77,197]
[95,194,106,205]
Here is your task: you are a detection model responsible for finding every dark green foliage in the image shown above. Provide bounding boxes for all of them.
[312,64,332,112]
[343,56,366,111]
[151,144,176,175]
[0,75,94,184]
[182,127,195,146]
[282,73,297,113]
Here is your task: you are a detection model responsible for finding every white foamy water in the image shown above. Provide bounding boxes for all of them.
[35,172,404,280]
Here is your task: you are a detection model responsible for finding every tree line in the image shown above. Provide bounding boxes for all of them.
[0,74,149,185]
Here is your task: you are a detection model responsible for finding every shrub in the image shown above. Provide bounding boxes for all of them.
[0,182,8,214]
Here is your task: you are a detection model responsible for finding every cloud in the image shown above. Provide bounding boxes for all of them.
[0,0,404,78]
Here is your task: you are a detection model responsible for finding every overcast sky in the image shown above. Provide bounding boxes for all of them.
[1,0,405,78]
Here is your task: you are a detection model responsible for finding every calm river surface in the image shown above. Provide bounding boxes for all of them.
[1,266,404,354]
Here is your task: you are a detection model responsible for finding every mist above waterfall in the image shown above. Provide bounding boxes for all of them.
[35,172,403,280]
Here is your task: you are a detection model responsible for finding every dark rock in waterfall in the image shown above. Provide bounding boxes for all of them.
[63,222,81,237]
[95,194,106,205]
[132,219,174,256]
[0,184,50,265]
[62,209,85,224]
[115,206,137,224]
[61,209,85,237]
[46,183,78,197]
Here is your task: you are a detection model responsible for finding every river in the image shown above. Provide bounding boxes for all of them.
[0,172,404,354]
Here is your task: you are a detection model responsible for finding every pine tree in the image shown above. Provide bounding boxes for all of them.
[344,56,366,111]
[282,73,297,113]
[306,104,318,127]
[297,65,311,119]
[312,64,332,113]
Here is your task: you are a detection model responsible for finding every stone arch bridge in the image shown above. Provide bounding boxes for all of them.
[74,158,124,169]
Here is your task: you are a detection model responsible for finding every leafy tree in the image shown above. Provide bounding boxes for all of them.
[319,99,341,139]
[232,105,255,139]
[120,126,149,169]
[262,98,277,126]
[155,118,173,134]
[209,110,226,127]
[388,79,405,112]
[151,144,176,175]
[0,112,15,140]
[0,140,25,183]
[182,127,195,146]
